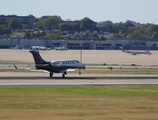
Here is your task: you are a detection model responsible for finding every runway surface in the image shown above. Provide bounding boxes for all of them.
[1,49,158,65]
[0,72,158,86]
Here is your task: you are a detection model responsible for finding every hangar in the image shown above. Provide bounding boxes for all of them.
[0,39,157,50]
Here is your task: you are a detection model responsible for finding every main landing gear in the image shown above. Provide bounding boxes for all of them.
[62,72,67,78]
[49,72,53,78]
[49,72,67,78]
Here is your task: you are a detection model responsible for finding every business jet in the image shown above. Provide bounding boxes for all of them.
[15,50,85,78]
[120,47,152,55]
[31,46,51,50]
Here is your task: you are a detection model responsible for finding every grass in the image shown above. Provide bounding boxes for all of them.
[0,86,158,120]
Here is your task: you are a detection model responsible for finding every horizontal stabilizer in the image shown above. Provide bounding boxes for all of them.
[13,64,31,70]
[13,64,48,72]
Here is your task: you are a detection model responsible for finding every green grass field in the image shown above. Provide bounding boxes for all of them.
[0,86,158,120]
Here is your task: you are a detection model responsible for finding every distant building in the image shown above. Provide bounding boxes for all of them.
[0,39,156,50]
[0,15,34,29]
[65,20,80,26]
[128,26,138,31]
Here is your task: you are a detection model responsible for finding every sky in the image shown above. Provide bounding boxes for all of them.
[1,0,158,24]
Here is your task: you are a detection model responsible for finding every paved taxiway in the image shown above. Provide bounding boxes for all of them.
[1,49,158,65]
[1,49,158,86]
[0,72,158,86]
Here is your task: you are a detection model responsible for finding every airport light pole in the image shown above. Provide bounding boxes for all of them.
[80,50,82,63]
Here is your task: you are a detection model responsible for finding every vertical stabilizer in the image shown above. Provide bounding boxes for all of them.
[120,47,125,52]
[29,50,47,64]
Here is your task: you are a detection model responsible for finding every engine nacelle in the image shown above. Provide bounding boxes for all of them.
[50,61,62,66]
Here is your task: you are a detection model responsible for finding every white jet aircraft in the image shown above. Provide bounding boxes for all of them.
[120,47,152,55]
[14,50,86,78]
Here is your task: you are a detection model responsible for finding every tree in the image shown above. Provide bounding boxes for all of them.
[99,36,106,40]
[35,18,44,29]
[127,30,144,39]
[149,25,158,37]
[43,16,63,30]
[152,32,158,39]
[58,23,69,31]
[138,24,150,39]
[35,16,63,30]
[0,19,5,25]
[125,20,134,27]
[98,21,113,32]
[24,32,32,39]
[80,17,96,31]
[44,33,62,40]
[7,18,17,29]
[0,25,11,35]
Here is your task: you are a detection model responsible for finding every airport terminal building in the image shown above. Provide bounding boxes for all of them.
[0,39,157,50]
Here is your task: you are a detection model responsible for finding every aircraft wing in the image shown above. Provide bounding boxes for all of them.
[132,53,137,55]
[13,64,32,70]
[13,64,49,72]
[59,69,76,73]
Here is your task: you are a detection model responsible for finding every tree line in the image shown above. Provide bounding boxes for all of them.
[1,15,158,40]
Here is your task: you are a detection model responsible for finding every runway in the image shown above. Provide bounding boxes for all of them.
[0,72,158,86]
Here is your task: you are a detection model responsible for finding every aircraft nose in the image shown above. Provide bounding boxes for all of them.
[83,64,86,69]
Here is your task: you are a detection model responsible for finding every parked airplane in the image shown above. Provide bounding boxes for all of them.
[20,50,85,78]
[54,46,67,51]
[120,47,152,55]
[31,46,51,50]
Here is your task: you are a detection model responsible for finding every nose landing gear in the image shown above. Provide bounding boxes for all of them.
[79,69,81,75]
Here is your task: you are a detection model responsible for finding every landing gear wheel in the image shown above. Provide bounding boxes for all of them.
[62,74,65,78]
[49,72,53,78]
[79,69,81,75]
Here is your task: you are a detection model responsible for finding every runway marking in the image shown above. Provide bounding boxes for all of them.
[0,74,158,86]
[0,74,158,80]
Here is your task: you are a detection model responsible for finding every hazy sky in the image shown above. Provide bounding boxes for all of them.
[1,0,158,24]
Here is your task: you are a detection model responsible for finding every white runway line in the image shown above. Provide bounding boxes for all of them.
[0,72,158,86]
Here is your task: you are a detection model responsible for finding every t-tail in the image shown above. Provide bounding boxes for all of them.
[29,50,47,64]
[145,49,152,55]
[120,47,125,52]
